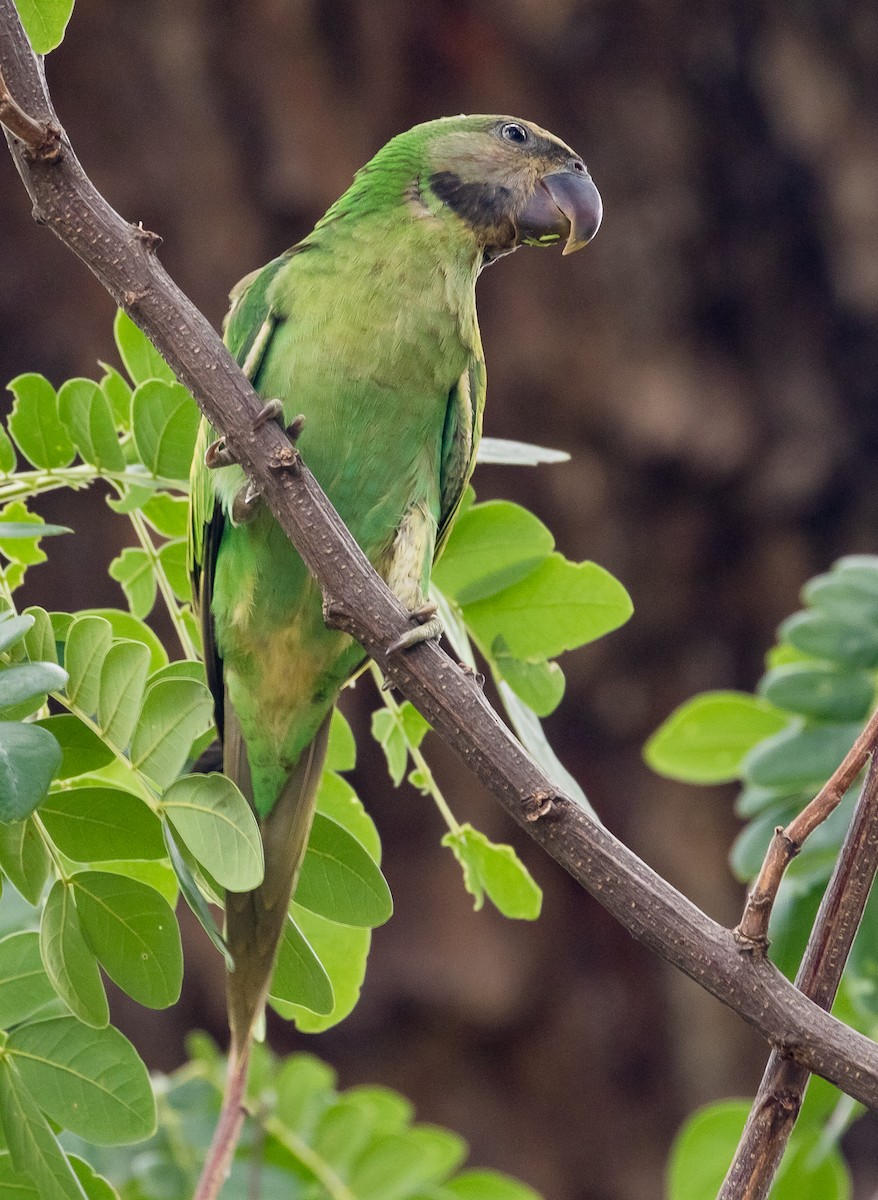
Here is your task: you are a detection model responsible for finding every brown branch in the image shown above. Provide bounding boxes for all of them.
[5,0,878,1126]
[736,705,878,951]
[720,750,878,1199]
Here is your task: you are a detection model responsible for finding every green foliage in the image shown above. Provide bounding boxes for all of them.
[65,1036,539,1200]
[12,0,74,53]
[0,310,632,1194]
[649,556,878,1191]
[667,1091,852,1200]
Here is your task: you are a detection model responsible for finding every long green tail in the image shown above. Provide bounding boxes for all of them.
[224,706,331,1054]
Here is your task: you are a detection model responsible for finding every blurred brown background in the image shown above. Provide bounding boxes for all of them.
[3,1,878,1197]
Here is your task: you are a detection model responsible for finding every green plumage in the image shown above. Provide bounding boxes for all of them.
[189,114,600,1051]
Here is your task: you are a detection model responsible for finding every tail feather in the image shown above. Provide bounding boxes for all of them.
[224,704,331,1054]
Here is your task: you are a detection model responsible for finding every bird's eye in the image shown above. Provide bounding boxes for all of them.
[500,122,529,144]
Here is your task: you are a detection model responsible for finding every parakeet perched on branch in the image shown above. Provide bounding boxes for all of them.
[189,114,601,1060]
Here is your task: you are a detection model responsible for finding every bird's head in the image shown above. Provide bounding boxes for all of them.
[415,114,602,264]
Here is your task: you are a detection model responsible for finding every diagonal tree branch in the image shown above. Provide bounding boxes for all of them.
[5,0,878,1117]
[719,749,878,1199]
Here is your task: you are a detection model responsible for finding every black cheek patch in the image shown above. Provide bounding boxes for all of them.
[429,171,513,229]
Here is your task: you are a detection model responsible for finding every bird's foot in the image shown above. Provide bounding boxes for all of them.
[204,437,237,469]
[251,398,284,430]
[231,480,262,524]
[386,602,443,655]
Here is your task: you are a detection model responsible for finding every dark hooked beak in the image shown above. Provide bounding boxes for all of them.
[516,163,602,255]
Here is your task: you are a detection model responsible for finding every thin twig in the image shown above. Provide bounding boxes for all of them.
[720,749,878,1199]
[193,1041,251,1200]
[0,64,58,158]
[6,0,878,1140]
[736,705,878,951]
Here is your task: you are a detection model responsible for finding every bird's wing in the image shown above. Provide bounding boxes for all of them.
[435,337,487,561]
[188,252,293,739]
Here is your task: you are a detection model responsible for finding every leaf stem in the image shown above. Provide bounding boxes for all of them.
[128,508,197,659]
[369,663,460,834]
[263,1115,358,1200]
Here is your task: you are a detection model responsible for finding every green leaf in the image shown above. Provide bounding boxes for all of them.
[160,773,263,891]
[162,825,232,969]
[131,381,200,482]
[0,662,67,714]
[157,540,190,602]
[12,0,75,53]
[463,554,632,660]
[781,610,878,669]
[63,617,112,714]
[268,918,334,1015]
[280,907,371,1033]
[0,424,15,475]
[35,716,114,780]
[0,614,34,655]
[497,681,597,820]
[0,931,56,1027]
[326,708,356,772]
[97,860,179,909]
[0,722,62,820]
[803,569,878,623]
[108,550,156,620]
[0,505,49,589]
[39,787,164,862]
[77,610,167,674]
[130,678,214,789]
[434,501,554,604]
[7,1016,155,1144]
[71,872,182,1009]
[273,1053,336,1134]
[0,820,51,904]
[667,1099,850,1200]
[0,523,70,539]
[6,375,75,470]
[492,647,565,717]
[645,692,790,785]
[371,709,407,786]
[139,493,189,539]
[96,640,150,749]
[295,813,393,927]
[113,310,176,386]
[40,881,109,1029]
[759,663,874,723]
[316,772,381,861]
[22,607,57,665]
[445,1171,541,1200]
[68,1158,120,1200]
[442,825,542,920]
[743,723,862,791]
[98,364,132,430]
[0,1057,88,1200]
[56,380,124,472]
[666,1101,750,1200]
[347,1127,467,1200]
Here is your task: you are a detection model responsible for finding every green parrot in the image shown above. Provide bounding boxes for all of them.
[189,114,601,1060]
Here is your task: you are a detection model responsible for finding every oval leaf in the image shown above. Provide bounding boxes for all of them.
[0,931,56,1028]
[7,1016,155,1144]
[0,722,62,820]
[0,662,67,714]
[463,553,632,660]
[130,678,214,788]
[268,918,334,1015]
[295,814,392,927]
[645,692,790,785]
[40,881,109,1029]
[160,773,263,891]
[72,872,182,1009]
[40,787,164,863]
